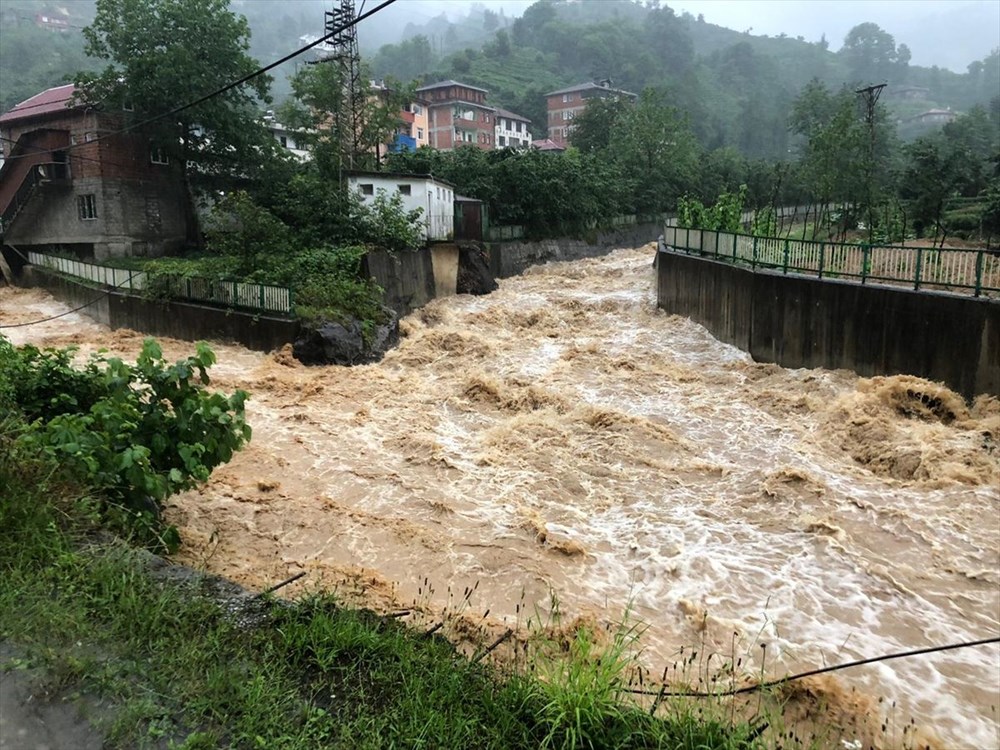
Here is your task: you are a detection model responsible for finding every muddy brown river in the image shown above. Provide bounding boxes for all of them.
[2,244,998,749]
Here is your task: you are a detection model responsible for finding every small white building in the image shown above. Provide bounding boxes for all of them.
[346,171,455,242]
[494,108,532,150]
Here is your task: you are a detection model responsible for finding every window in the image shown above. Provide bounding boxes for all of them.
[78,194,97,220]
[498,136,506,147]
[563,93,570,103]
[360,183,374,196]
[397,184,411,196]
[123,99,134,112]
[85,132,97,142]
[413,104,422,115]
[484,113,490,123]
[436,187,441,199]
[279,135,288,148]
[562,111,572,121]
[150,144,168,164]
[417,127,424,139]
[516,121,523,133]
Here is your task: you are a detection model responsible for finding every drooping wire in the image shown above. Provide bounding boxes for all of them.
[2,0,399,162]
[0,271,139,329]
[622,635,1000,698]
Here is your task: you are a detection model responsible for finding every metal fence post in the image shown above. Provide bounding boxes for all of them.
[783,238,790,274]
[818,242,825,279]
[914,247,923,291]
[861,245,870,284]
[732,232,738,261]
[752,236,758,270]
[974,250,983,297]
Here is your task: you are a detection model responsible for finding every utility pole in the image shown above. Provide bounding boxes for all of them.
[313,0,364,178]
[856,82,886,244]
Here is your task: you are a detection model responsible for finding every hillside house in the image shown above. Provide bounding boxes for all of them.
[0,84,190,261]
[346,171,455,241]
[545,81,637,146]
[909,108,958,125]
[416,80,496,151]
[494,108,532,149]
[263,112,311,161]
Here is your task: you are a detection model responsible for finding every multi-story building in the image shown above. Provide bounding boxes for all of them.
[416,80,496,151]
[544,81,637,146]
[493,108,532,150]
[0,84,190,260]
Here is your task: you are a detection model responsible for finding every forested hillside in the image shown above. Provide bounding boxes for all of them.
[1,0,998,160]
[371,0,1000,157]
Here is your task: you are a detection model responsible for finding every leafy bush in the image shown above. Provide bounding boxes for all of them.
[0,337,250,548]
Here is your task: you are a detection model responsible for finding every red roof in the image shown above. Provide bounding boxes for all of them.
[0,84,79,125]
[531,138,566,152]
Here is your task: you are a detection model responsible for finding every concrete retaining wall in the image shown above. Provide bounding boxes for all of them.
[22,267,299,352]
[656,249,1000,398]
[362,248,436,318]
[488,222,662,278]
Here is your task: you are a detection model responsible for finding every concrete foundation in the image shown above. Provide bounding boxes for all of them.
[656,248,1000,399]
[488,222,662,278]
[21,267,299,352]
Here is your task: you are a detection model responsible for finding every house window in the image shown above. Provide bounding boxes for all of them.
[417,127,424,139]
[436,187,441,199]
[279,135,288,148]
[484,113,490,123]
[397,184,411,196]
[563,93,570,103]
[78,194,97,220]
[85,132,97,142]
[413,104,421,115]
[562,111,571,121]
[498,136,506,147]
[360,183,374,196]
[123,99,134,112]
[150,145,168,164]
[516,121,523,133]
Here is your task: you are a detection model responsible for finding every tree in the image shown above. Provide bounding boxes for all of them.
[609,90,700,213]
[568,97,630,153]
[280,62,412,177]
[840,22,903,84]
[77,0,276,185]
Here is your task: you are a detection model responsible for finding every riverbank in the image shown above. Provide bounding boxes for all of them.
[0,432,757,750]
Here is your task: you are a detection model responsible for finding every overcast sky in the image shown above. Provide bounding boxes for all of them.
[410,0,999,72]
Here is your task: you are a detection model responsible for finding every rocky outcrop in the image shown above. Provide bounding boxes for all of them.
[457,242,498,296]
[292,307,399,366]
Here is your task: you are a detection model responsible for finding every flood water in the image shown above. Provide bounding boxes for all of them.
[2,244,998,749]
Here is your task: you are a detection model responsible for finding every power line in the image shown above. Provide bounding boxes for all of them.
[622,635,1000,699]
[3,0,399,162]
[0,270,140,329]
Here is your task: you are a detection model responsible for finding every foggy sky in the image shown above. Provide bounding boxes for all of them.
[408,0,999,72]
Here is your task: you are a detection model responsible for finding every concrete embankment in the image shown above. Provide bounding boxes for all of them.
[656,246,1000,398]
[19,266,299,352]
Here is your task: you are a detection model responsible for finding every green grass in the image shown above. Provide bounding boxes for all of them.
[1,418,765,750]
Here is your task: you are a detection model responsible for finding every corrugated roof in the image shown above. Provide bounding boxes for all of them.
[415,79,489,94]
[531,139,566,151]
[0,84,79,125]
[494,107,531,123]
[544,81,637,98]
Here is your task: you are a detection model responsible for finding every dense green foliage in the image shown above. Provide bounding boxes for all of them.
[0,336,249,547]
[76,0,279,185]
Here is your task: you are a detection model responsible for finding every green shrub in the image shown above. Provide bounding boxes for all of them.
[0,337,250,548]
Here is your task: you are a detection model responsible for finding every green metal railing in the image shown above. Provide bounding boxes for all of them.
[28,252,294,314]
[661,226,1000,299]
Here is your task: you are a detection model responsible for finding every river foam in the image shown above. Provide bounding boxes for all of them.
[3,245,997,748]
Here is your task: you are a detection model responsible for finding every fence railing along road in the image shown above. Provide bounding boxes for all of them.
[27,252,294,315]
[661,226,1000,299]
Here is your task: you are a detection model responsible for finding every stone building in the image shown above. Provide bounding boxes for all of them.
[0,84,190,261]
